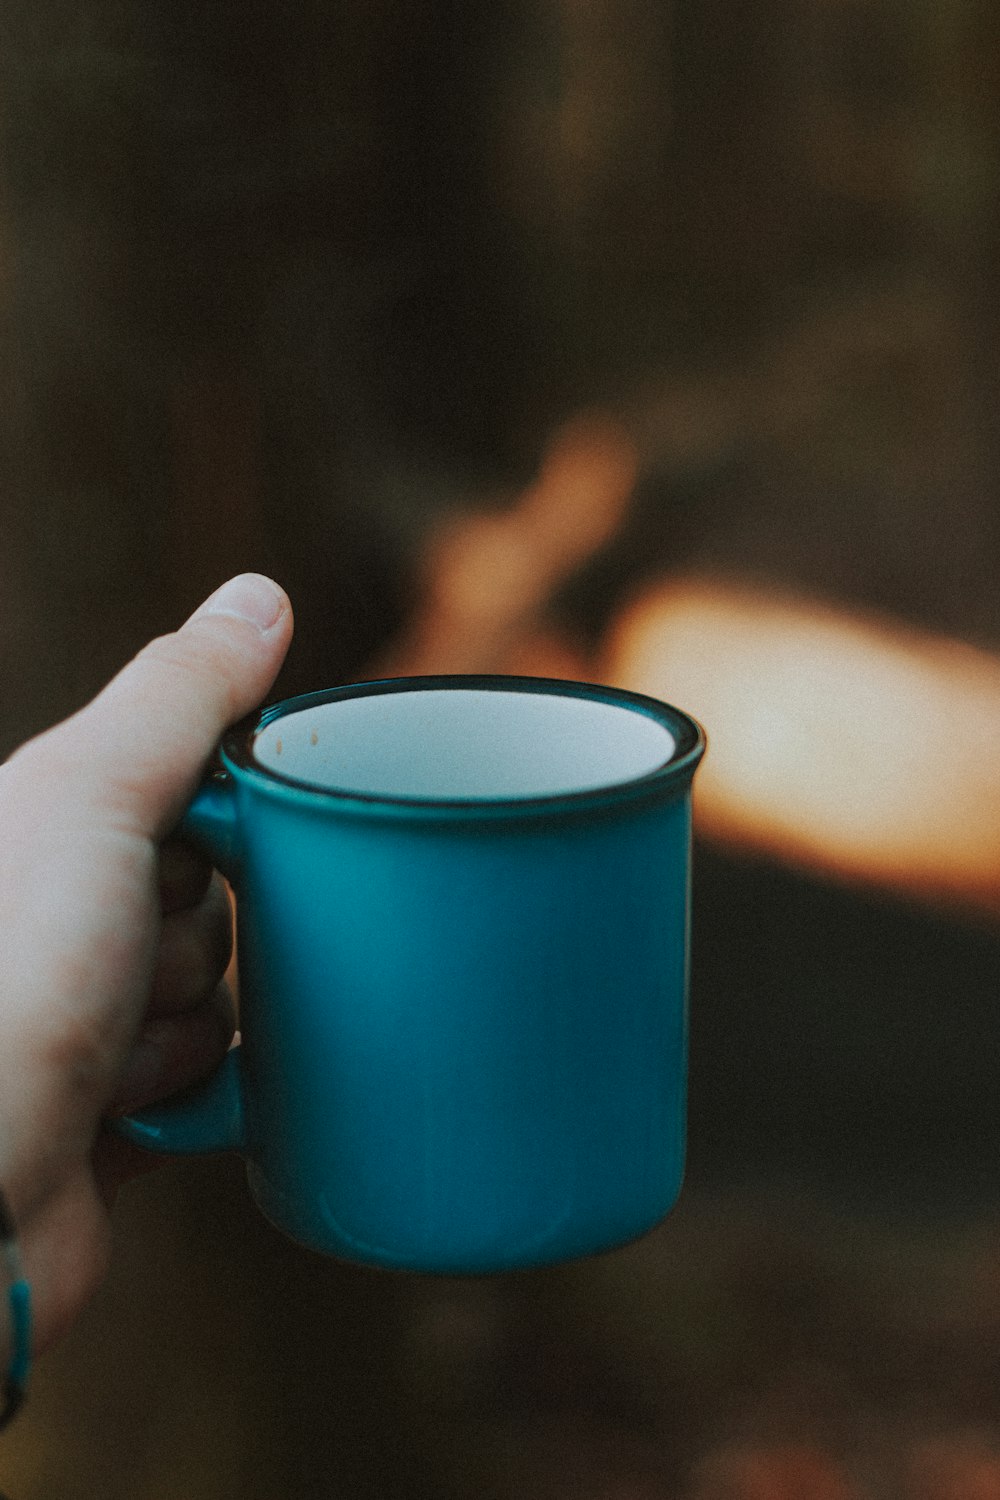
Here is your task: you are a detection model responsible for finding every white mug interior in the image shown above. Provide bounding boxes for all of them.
[252,688,677,801]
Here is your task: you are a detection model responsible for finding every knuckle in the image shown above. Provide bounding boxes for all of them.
[37,1005,118,1117]
[202,874,235,967]
[134,632,241,717]
[152,884,233,1010]
[206,981,238,1043]
[158,839,213,912]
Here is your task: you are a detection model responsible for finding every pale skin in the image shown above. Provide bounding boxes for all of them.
[0,573,293,1363]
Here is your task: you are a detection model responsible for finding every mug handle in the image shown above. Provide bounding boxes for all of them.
[112,776,246,1155]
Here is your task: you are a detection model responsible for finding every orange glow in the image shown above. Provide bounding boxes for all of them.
[373,412,636,678]
[605,578,1000,913]
[906,1439,1000,1500]
[376,415,1000,919]
[687,1443,860,1500]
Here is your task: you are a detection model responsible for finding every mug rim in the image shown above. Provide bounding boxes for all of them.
[219,675,706,818]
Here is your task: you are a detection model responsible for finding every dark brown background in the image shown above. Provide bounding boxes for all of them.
[2,2,1000,1494]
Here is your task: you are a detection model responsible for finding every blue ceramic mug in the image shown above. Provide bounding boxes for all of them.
[117,676,705,1273]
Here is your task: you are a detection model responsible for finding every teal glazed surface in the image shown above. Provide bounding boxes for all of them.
[118,676,705,1273]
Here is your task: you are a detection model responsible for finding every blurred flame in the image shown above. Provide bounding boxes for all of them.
[377,415,1000,918]
[372,411,635,679]
[604,579,1000,912]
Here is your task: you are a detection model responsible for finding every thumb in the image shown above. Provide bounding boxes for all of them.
[32,574,293,838]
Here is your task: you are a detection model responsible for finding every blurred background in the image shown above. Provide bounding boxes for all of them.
[2,0,1000,1494]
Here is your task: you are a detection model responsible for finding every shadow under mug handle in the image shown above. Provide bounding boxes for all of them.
[112,776,246,1156]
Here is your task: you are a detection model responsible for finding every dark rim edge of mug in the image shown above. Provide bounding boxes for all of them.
[218,674,706,817]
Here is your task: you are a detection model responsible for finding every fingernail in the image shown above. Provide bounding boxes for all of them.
[114,1036,164,1114]
[193,574,287,633]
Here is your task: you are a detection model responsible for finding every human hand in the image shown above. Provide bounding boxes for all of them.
[0,574,292,1357]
